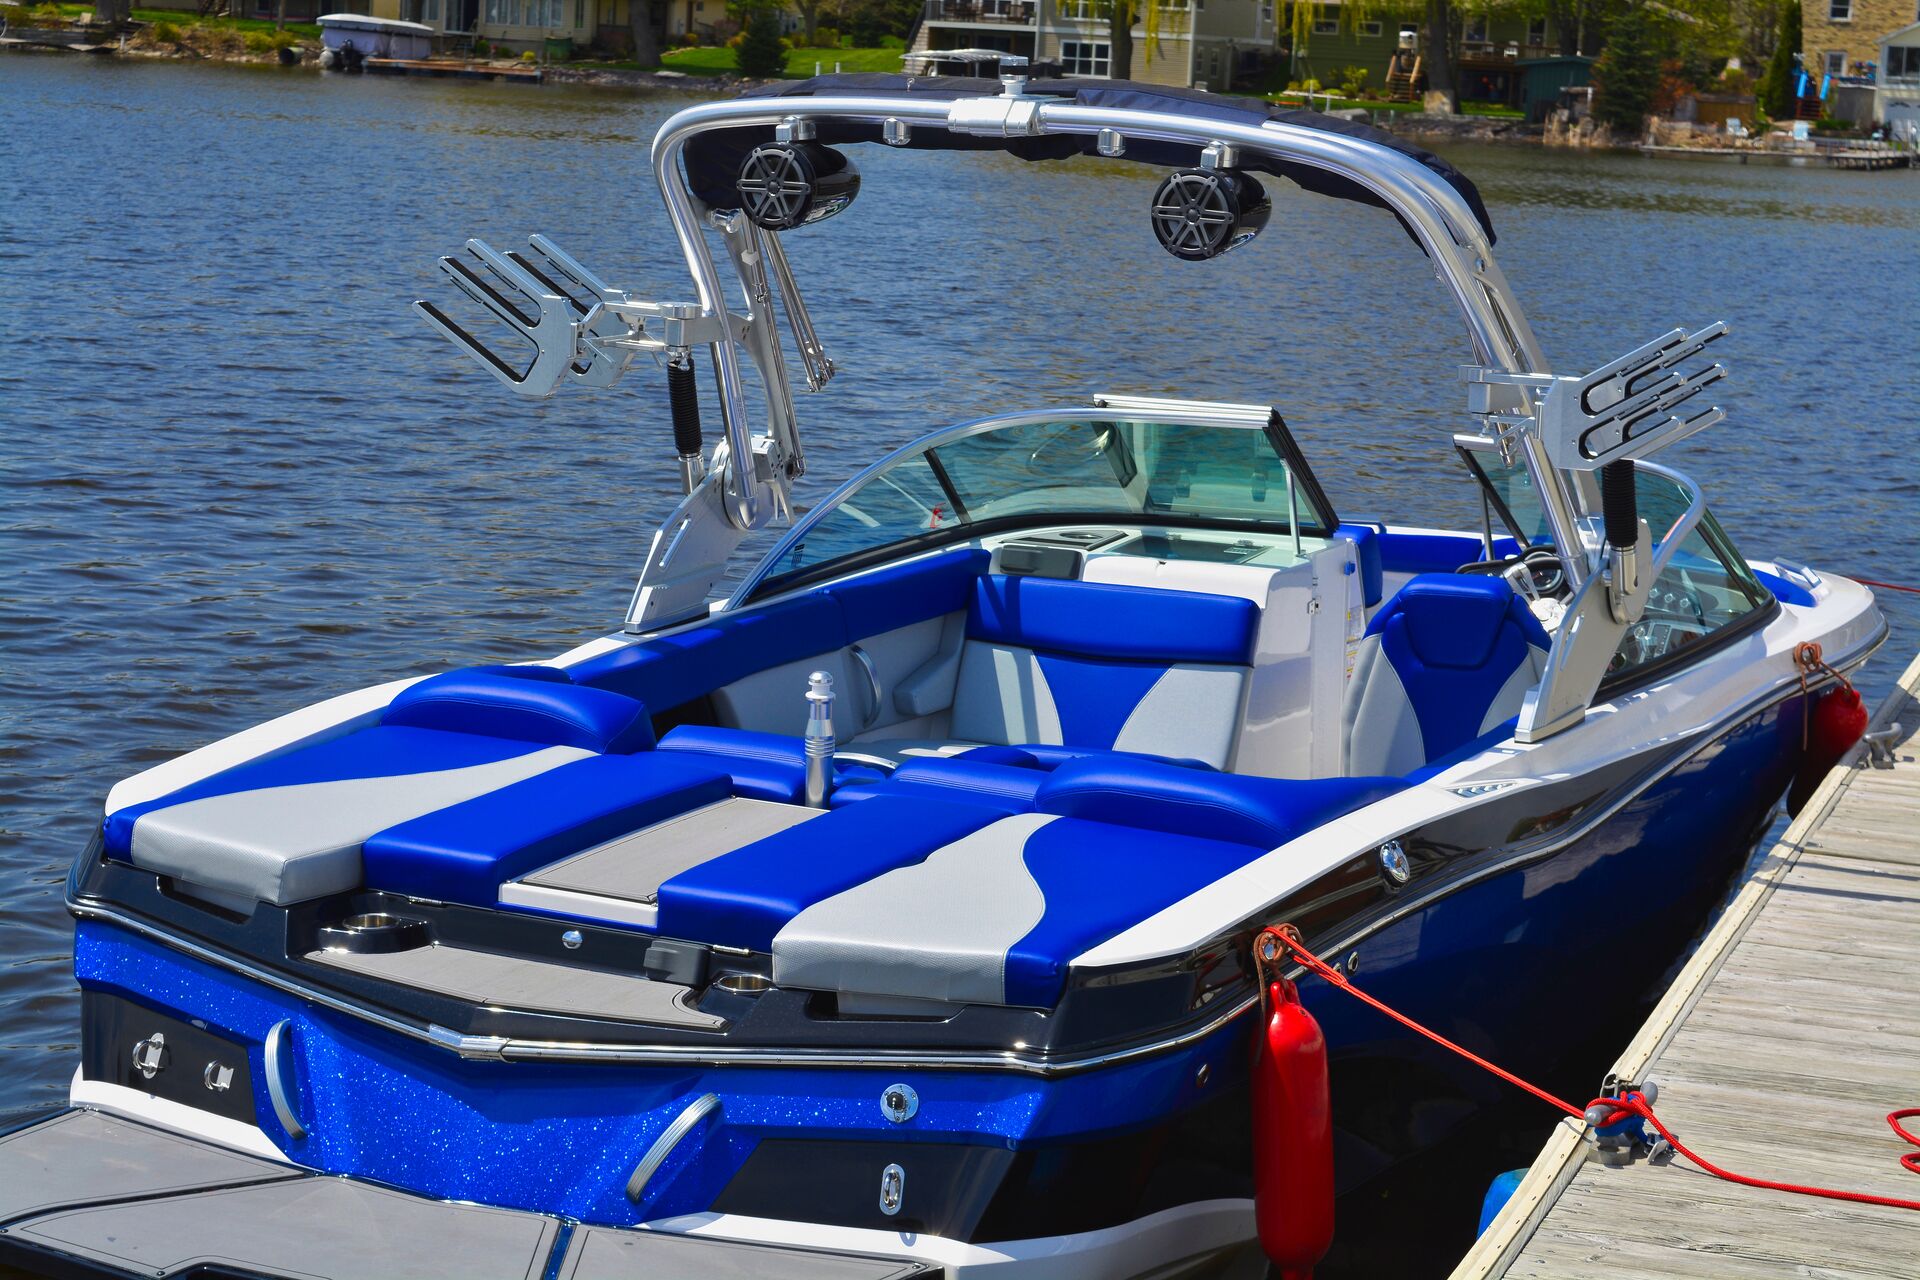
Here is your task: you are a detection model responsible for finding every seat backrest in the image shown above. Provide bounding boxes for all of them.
[949,575,1259,768]
[1342,575,1550,777]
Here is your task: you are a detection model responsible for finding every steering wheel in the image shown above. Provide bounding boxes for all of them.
[1456,545,1566,597]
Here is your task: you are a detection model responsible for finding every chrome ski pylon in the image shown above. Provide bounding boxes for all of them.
[1462,323,1731,742]
[1463,321,1729,473]
[414,236,723,399]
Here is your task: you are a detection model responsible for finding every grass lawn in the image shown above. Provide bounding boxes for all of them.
[49,3,320,36]
[656,42,904,79]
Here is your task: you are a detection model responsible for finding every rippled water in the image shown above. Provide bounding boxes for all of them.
[3,57,1916,1138]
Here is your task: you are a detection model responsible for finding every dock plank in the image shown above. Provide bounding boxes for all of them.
[1454,650,1920,1279]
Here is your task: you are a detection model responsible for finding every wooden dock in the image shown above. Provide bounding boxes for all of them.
[363,57,542,82]
[1455,649,1920,1280]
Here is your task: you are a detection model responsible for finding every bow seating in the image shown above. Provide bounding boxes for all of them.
[1342,575,1550,777]
[102,667,731,909]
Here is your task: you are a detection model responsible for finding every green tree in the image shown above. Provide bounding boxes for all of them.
[1592,2,1661,130]
[629,0,663,68]
[735,3,787,76]
[1756,0,1798,117]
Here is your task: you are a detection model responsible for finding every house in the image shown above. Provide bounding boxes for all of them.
[909,0,1283,91]
[1287,1,1579,101]
[1801,0,1920,79]
[1875,18,1920,136]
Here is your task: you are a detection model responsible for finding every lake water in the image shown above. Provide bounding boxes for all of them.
[2,49,1916,1258]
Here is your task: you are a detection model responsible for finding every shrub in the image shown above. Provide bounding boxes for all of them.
[1591,3,1660,132]
[243,29,296,51]
[151,19,182,41]
[1337,65,1368,98]
[673,29,698,45]
[733,4,784,76]
[28,0,63,22]
[810,25,838,47]
[1757,1,1799,119]
[845,0,884,46]
[520,48,535,60]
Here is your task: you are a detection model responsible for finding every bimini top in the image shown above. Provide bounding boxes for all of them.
[682,74,1497,244]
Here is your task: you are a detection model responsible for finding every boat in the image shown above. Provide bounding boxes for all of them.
[3,66,1887,1279]
[315,12,433,69]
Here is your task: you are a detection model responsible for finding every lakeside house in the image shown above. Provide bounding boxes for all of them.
[1802,0,1919,79]
[908,0,1282,91]
[331,0,788,54]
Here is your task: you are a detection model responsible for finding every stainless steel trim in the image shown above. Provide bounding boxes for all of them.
[263,1019,306,1140]
[626,1091,721,1202]
[66,900,1259,1076]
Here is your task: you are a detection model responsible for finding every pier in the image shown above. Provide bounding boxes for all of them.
[1455,649,1920,1279]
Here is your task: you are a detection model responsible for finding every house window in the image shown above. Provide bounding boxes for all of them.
[1358,19,1381,35]
[1462,13,1489,43]
[1827,0,1849,18]
[1259,0,1273,23]
[1057,0,1097,17]
[1891,45,1920,79]
[1824,49,1845,75]
[1312,4,1337,35]
[1526,16,1546,45]
[1060,39,1110,75]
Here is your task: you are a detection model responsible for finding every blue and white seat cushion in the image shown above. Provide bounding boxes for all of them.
[100,667,703,907]
[939,575,1261,769]
[1342,575,1551,777]
[768,813,1272,1007]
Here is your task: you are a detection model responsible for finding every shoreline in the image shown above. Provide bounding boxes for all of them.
[0,36,1691,155]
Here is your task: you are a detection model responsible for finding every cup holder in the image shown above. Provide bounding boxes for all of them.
[317,912,431,954]
[713,971,771,995]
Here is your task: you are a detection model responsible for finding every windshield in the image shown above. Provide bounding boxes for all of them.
[752,414,1338,593]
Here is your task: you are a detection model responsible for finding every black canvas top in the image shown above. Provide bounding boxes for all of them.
[679,74,1496,246]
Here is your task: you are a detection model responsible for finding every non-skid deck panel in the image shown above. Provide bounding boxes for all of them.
[306,942,726,1029]
[518,797,821,901]
[1455,651,1920,1280]
[558,1226,935,1279]
[6,1165,558,1280]
[0,1109,298,1227]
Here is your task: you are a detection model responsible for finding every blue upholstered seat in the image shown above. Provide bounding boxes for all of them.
[362,753,732,907]
[937,575,1261,768]
[653,796,1008,951]
[1034,756,1404,848]
[769,813,1275,1007]
[1342,575,1550,777]
[102,666,691,907]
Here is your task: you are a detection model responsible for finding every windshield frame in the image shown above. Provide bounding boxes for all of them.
[728,404,1340,609]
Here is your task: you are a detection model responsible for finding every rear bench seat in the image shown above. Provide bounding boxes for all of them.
[652,569,1263,788]
[102,667,731,909]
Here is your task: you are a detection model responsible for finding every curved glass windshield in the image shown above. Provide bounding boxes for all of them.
[1460,443,1770,675]
[754,415,1337,591]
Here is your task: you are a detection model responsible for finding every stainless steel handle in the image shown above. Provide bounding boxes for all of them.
[263,1019,307,1141]
[626,1092,721,1203]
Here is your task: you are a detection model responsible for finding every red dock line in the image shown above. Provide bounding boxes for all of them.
[1261,926,1920,1214]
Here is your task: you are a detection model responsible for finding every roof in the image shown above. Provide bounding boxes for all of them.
[680,74,1497,245]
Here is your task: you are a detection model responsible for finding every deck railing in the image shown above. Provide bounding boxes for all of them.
[923,0,1037,24]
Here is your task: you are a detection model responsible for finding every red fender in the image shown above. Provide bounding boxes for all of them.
[1251,976,1334,1280]
[1788,685,1868,816]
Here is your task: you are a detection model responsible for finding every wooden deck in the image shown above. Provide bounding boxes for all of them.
[363,57,543,82]
[1455,649,1920,1280]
